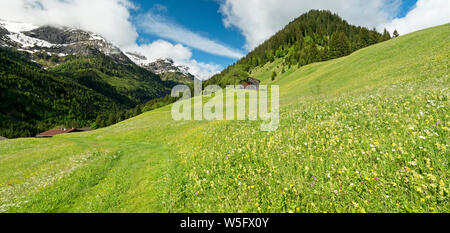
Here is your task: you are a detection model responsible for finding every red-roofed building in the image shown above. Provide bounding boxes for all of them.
[240,77,260,90]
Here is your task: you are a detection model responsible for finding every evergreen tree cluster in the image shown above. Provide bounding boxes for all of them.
[206,10,395,87]
[50,51,169,106]
[0,47,176,138]
[93,94,179,128]
[0,47,119,138]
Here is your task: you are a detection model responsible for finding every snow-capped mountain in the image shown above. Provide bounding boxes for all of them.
[0,19,132,64]
[125,52,194,79]
[0,19,195,81]
[144,58,192,77]
[126,52,195,84]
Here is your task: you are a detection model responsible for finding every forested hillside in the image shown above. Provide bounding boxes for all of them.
[206,10,394,87]
[0,47,170,138]
[49,51,169,108]
[0,48,120,138]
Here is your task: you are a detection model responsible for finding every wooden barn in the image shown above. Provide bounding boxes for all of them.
[36,128,93,138]
[241,77,261,90]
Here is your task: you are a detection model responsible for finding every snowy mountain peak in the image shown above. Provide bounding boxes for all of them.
[143,58,192,78]
[0,19,195,80]
[125,52,193,78]
[0,19,38,33]
[0,19,131,64]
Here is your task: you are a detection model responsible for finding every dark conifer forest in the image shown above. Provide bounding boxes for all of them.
[0,47,174,138]
[205,10,392,87]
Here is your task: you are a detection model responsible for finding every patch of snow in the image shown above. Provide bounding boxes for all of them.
[90,33,106,42]
[16,48,34,54]
[0,19,57,49]
[172,61,191,76]
[0,19,38,33]
[7,33,55,48]
[125,52,150,66]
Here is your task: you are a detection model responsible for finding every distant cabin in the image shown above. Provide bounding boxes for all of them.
[0,136,7,141]
[241,77,260,90]
[36,128,93,138]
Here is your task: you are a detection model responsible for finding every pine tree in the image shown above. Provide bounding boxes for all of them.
[116,111,124,122]
[393,30,400,38]
[329,32,350,59]
[306,43,319,63]
[383,28,391,41]
[106,112,117,126]
[95,115,105,128]
[134,106,142,116]
[272,71,277,81]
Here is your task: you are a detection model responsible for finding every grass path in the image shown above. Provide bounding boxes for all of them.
[0,107,202,212]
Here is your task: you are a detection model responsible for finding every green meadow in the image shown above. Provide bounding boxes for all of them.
[0,24,448,213]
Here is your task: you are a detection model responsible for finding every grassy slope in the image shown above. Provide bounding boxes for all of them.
[0,48,122,138]
[0,24,448,213]
[50,53,169,106]
[0,48,171,138]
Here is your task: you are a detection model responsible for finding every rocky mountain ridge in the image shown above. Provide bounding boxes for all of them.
[0,19,195,80]
[126,52,194,80]
[0,19,132,64]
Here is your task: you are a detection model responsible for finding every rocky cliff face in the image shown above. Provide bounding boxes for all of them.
[144,58,192,76]
[0,19,132,64]
[145,59,195,85]
[23,26,92,44]
[0,27,9,47]
[126,54,195,83]
[0,19,196,81]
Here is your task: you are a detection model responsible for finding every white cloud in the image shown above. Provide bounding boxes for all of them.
[0,0,138,47]
[124,40,221,80]
[220,0,448,50]
[382,0,450,35]
[184,60,222,81]
[125,40,193,62]
[0,0,221,80]
[219,0,403,50]
[136,11,244,59]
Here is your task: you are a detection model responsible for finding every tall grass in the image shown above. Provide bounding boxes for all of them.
[0,24,448,213]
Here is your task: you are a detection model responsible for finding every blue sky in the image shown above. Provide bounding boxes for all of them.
[131,0,246,68]
[128,0,419,69]
[1,0,448,79]
[397,0,419,17]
